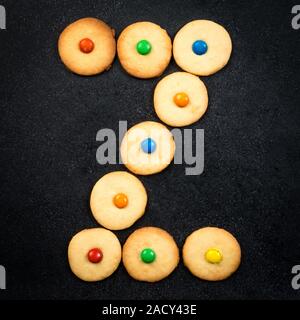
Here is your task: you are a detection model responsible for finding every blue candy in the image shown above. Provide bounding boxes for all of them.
[141,138,156,154]
[192,40,208,55]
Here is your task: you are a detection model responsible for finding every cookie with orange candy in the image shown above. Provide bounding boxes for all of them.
[154,72,208,127]
[90,171,147,230]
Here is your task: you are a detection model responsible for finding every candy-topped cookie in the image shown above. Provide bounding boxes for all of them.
[173,20,232,76]
[120,121,175,175]
[58,17,116,76]
[90,171,147,230]
[122,227,179,282]
[68,228,121,281]
[183,227,241,281]
[117,22,172,78]
[154,72,209,127]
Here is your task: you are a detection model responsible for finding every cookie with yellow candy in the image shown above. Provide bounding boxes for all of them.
[173,20,232,76]
[122,227,179,282]
[120,121,175,175]
[90,171,147,230]
[183,227,241,281]
[58,17,116,76]
[68,228,121,281]
[117,22,172,78]
[154,72,208,127]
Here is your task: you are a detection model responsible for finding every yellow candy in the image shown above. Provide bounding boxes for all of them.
[205,248,223,264]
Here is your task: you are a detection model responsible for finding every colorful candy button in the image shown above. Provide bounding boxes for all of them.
[205,248,223,264]
[192,40,208,55]
[113,193,128,209]
[173,92,189,107]
[141,138,156,154]
[140,248,156,263]
[79,38,94,53]
[136,39,152,55]
[87,248,103,263]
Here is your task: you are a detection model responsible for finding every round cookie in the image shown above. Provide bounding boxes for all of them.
[68,228,121,281]
[183,227,241,281]
[120,121,175,175]
[90,171,147,230]
[173,20,232,76]
[58,17,116,76]
[117,22,172,78]
[154,72,209,127]
[122,227,179,282]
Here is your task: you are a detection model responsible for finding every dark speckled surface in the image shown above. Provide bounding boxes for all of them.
[0,0,299,300]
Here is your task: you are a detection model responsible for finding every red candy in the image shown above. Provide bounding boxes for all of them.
[79,38,94,53]
[87,248,103,263]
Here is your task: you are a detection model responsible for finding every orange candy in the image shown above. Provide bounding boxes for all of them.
[79,38,94,53]
[113,193,128,208]
[173,92,189,107]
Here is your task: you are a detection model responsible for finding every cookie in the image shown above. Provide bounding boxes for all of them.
[120,121,175,175]
[58,17,116,76]
[154,72,208,127]
[183,227,241,281]
[122,227,179,282]
[68,228,121,281]
[117,22,172,78]
[173,20,232,76]
[90,171,147,230]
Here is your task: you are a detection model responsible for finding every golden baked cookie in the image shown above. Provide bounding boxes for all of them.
[173,20,232,76]
[117,21,172,78]
[90,171,147,230]
[122,227,179,282]
[58,17,116,76]
[68,228,121,281]
[154,72,208,127]
[183,227,241,281]
[120,121,175,175]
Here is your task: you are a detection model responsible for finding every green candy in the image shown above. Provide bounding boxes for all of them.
[136,40,152,55]
[140,248,156,263]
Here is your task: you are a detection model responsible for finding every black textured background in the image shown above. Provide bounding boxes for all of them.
[0,0,299,300]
